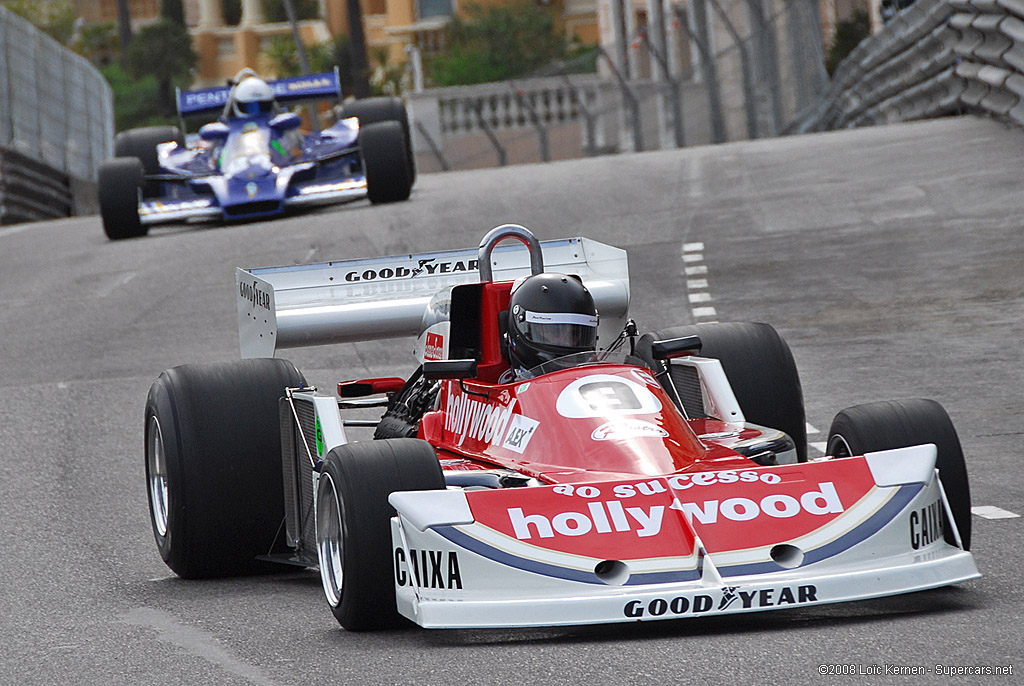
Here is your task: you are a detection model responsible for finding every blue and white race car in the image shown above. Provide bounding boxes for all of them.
[97,69,414,240]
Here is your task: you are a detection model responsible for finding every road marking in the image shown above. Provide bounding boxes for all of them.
[809,441,827,454]
[682,242,717,322]
[806,423,820,434]
[971,506,1020,519]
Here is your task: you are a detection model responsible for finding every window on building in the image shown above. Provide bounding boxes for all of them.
[417,0,453,20]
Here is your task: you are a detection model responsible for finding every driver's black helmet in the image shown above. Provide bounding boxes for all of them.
[506,272,599,371]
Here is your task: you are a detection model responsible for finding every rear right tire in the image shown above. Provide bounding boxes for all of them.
[114,125,183,176]
[144,359,306,578]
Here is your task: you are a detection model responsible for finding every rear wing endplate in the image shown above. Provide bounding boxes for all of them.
[236,237,629,359]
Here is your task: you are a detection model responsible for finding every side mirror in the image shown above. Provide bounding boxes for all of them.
[198,121,230,142]
[651,335,702,360]
[423,359,478,380]
[269,112,302,132]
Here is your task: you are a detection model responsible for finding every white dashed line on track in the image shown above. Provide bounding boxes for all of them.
[683,243,717,322]
[971,506,1020,519]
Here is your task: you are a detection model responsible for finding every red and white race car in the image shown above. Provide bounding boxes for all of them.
[144,225,978,630]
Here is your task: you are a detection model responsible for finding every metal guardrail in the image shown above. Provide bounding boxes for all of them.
[0,147,72,224]
[0,7,114,224]
[793,0,1024,133]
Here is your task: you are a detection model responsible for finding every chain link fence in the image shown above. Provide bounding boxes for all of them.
[0,6,114,223]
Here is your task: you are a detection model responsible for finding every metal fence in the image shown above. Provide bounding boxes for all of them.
[0,6,114,222]
[407,0,829,171]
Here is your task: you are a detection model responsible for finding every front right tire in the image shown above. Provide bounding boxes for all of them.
[98,157,145,240]
[317,438,445,630]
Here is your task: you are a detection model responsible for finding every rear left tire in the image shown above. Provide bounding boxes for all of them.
[341,97,415,185]
[361,121,412,204]
[649,322,808,462]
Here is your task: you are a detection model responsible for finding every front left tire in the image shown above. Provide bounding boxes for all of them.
[826,398,971,550]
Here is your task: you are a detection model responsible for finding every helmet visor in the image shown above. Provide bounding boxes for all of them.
[521,311,598,349]
[239,100,273,116]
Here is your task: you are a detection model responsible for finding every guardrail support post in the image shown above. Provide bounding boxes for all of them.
[677,3,726,143]
[639,28,684,148]
[598,46,644,152]
[707,0,759,139]
[471,101,507,166]
[510,82,551,162]
[414,121,450,171]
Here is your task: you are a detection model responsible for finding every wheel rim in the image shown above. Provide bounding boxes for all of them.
[828,434,854,459]
[316,472,345,608]
[146,414,169,539]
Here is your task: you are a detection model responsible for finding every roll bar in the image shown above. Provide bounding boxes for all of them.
[478,224,544,281]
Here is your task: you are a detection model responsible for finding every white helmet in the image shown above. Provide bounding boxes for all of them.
[232,77,275,117]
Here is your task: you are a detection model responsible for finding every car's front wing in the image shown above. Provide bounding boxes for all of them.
[388,446,979,628]
[138,172,367,225]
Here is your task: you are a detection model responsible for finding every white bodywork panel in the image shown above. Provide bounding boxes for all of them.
[388,446,978,629]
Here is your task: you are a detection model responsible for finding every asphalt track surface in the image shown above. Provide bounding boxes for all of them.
[1,116,1021,685]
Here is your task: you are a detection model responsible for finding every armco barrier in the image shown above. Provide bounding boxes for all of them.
[0,147,72,224]
[792,0,1024,132]
[0,7,113,224]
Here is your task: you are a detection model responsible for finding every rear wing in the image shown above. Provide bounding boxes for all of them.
[236,236,630,359]
[176,69,342,119]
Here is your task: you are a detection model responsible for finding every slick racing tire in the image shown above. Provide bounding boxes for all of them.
[114,125,183,197]
[361,121,412,204]
[114,125,183,175]
[316,439,444,631]
[98,157,146,240]
[826,398,971,550]
[341,97,415,185]
[648,322,807,462]
[144,359,306,578]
